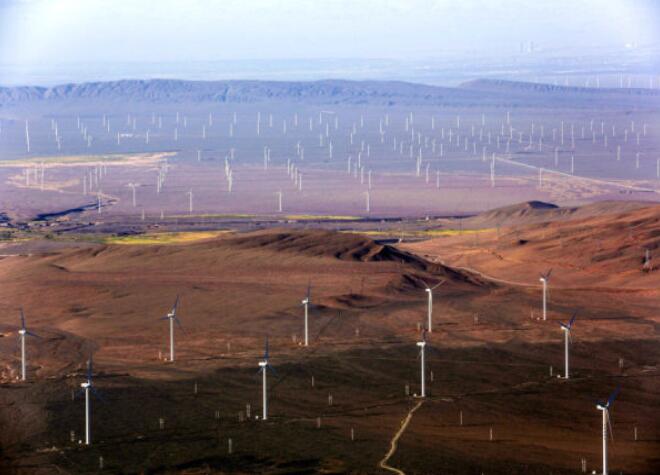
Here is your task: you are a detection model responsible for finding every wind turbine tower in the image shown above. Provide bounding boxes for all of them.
[416,330,427,398]
[258,338,274,420]
[18,309,39,381]
[539,269,552,320]
[424,281,444,333]
[160,296,183,362]
[596,387,620,475]
[559,313,576,378]
[80,356,102,445]
[301,284,311,346]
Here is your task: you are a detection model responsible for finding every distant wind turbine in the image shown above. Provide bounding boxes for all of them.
[258,338,276,420]
[79,355,104,445]
[301,283,311,346]
[416,329,427,398]
[596,387,620,475]
[25,120,30,153]
[18,308,40,381]
[424,281,445,333]
[159,296,183,362]
[539,269,552,320]
[186,190,193,214]
[559,312,577,379]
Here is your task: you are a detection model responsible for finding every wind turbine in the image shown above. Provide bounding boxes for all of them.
[257,338,275,420]
[276,191,283,213]
[416,329,427,398]
[559,312,577,379]
[79,355,103,445]
[18,308,39,381]
[539,269,552,320]
[424,280,445,333]
[186,190,193,214]
[159,296,183,362]
[301,283,311,346]
[596,387,620,475]
[127,182,138,207]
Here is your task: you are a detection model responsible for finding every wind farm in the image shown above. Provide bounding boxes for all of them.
[0,1,659,474]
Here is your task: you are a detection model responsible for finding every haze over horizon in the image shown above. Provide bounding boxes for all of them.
[0,0,659,87]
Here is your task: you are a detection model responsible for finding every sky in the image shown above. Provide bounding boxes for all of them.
[0,0,658,85]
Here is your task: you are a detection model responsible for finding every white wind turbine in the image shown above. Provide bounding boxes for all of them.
[25,120,30,153]
[559,312,577,379]
[539,269,552,320]
[18,308,40,381]
[416,329,428,398]
[159,296,184,362]
[79,355,103,445]
[257,338,276,420]
[301,283,312,346]
[126,182,138,207]
[276,191,283,212]
[596,387,620,475]
[424,280,445,333]
[186,190,193,214]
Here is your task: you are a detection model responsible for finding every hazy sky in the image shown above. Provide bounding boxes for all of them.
[0,0,659,65]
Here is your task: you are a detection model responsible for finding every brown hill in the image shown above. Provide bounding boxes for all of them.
[463,200,653,228]
[407,202,660,289]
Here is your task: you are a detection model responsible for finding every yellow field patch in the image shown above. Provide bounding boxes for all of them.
[105,230,231,245]
[167,213,256,219]
[284,214,361,221]
[355,228,494,238]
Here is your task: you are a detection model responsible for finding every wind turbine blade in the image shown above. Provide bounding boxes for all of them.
[20,308,26,330]
[606,409,614,441]
[568,312,577,328]
[546,268,553,279]
[174,317,185,333]
[269,364,279,377]
[607,386,621,407]
[172,295,180,314]
[264,337,269,360]
[26,330,41,338]
[431,280,446,290]
[87,356,93,381]
[306,281,312,300]
[91,386,107,403]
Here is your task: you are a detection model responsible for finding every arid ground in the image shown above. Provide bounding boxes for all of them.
[0,199,657,474]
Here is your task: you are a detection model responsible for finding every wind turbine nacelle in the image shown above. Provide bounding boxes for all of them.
[258,361,267,368]
[18,329,26,335]
[539,277,546,283]
[81,382,91,389]
[417,342,426,348]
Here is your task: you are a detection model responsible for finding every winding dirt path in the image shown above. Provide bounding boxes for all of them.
[378,399,425,475]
